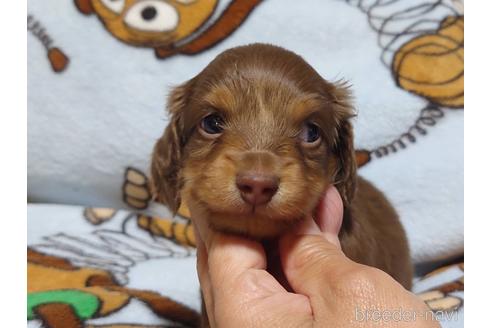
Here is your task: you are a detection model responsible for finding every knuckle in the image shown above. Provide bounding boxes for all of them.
[291,235,336,270]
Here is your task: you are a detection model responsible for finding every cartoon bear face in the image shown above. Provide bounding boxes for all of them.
[88,0,218,47]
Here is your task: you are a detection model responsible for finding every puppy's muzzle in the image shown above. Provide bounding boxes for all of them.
[236,172,279,206]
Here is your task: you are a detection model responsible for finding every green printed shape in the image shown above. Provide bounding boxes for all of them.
[27,290,99,320]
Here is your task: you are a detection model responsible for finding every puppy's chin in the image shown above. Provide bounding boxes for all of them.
[183,186,320,239]
[206,211,303,239]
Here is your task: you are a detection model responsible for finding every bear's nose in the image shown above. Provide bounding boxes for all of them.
[236,172,279,206]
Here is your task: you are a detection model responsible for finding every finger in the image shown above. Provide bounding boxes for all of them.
[189,204,214,250]
[188,202,268,286]
[314,185,343,248]
[279,230,352,297]
[195,227,214,323]
[189,204,272,302]
[196,244,212,302]
[207,232,267,290]
[279,187,351,298]
[207,240,312,327]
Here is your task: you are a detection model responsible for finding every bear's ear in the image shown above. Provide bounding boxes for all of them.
[155,46,178,59]
[150,82,193,213]
[74,0,94,15]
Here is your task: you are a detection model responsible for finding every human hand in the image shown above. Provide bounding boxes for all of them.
[192,186,439,327]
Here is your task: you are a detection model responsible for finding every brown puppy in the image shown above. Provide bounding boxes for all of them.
[151,45,413,299]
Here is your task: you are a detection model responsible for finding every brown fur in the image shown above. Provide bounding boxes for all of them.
[151,44,413,298]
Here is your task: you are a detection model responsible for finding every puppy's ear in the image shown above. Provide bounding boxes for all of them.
[328,81,357,206]
[150,81,192,213]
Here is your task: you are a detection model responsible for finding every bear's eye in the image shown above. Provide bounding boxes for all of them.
[100,0,125,14]
[124,0,178,32]
[300,123,321,146]
[199,114,224,137]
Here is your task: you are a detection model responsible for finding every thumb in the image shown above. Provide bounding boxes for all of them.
[279,186,350,296]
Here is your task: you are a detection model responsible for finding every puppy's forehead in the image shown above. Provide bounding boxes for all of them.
[199,68,325,123]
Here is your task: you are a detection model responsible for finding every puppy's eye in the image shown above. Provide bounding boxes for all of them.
[300,123,321,145]
[199,114,224,137]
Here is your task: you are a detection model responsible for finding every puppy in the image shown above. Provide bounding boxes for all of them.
[151,43,413,318]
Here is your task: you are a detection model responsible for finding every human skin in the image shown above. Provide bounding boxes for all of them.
[192,186,440,328]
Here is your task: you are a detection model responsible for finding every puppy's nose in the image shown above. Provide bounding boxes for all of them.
[236,172,279,206]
